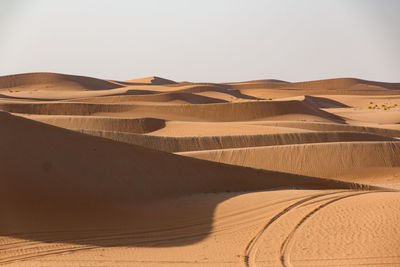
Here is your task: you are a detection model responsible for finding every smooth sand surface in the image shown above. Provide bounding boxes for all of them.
[1,73,399,266]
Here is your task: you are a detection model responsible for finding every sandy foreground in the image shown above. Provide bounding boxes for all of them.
[0,73,399,266]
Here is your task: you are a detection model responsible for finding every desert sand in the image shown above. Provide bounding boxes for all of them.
[0,72,399,266]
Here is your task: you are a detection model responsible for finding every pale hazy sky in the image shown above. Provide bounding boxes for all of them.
[0,0,399,82]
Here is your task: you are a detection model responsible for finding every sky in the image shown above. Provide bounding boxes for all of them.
[0,0,399,82]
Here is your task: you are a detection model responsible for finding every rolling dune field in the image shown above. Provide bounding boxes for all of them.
[1,72,399,266]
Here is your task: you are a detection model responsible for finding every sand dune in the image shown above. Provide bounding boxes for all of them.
[226,77,400,91]
[125,76,177,85]
[291,77,400,90]
[180,141,400,186]
[69,91,227,104]
[145,121,313,136]
[0,102,135,115]
[119,99,343,122]
[1,111,367,234]
[1,112,360,198]
[250,120,400,137]
[0,72,399,266]
[0,72,122,91]
[0,99,345,122]
[19,114,166,133]
[78,130,396,153]
[302,95,350,108]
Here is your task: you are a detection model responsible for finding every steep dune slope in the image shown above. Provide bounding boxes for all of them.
[180,141,400,186]
[78,130,396,153]
[145,121,313,137]
[251,120,400,137]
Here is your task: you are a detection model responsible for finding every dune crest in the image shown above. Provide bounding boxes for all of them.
[125,76,177,85]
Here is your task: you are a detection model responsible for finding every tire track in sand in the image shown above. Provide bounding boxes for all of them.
[0,226,218,265]
[279,191,388,267]
[243,190,349,267]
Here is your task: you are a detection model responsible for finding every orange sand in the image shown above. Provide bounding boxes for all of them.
[0,72,399,266]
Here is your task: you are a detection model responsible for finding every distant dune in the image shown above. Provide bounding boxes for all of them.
[0,72,399,266]
[0,72,122,91]
[125,76,177,85]
[291,77,400,90]
[226,77,400,92]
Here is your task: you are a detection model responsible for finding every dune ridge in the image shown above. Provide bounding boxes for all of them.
[19,115,166,134]
[77,130,396,152]
[0,102,134,115]
[179,141,400,181]
[69,91,228,104]
[251,120,400,137]
[0,99,344,122]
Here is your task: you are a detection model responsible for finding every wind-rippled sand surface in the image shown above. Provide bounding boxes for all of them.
[1,73,399,266]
